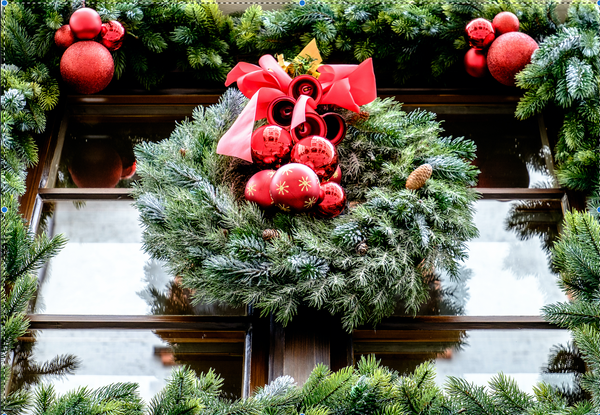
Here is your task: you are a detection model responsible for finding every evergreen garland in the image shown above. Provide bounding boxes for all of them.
[133,88,479,330]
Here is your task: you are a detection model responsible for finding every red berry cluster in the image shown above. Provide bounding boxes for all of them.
[244,75,347,218]
[464,12,538,86]
[55,8,125,94]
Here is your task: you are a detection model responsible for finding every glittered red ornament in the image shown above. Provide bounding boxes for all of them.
[270,163,321,212]
[68,140,123,188]
[251,125,293,168]
[69,7,102,40]
[315,182,346,218]
[464,48,488,78]
[288,75,323,103]
[465,18,495,49]
[54,25,76,50]
[245,170,276,209]
[290,135,338,181]
[291,113,327,143]
[100,20,126,51]
[60,41,114,94]
[487,32,538,86]
[322,165,342,185]
[492,12,520,36]
[267,96,296,129]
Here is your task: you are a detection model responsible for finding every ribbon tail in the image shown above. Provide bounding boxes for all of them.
[348,58,377,106]
[217,93,260,162]
[290,95,316,130]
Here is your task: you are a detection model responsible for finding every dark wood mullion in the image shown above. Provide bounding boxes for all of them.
[27,315,250,330]
[358,316,557,330]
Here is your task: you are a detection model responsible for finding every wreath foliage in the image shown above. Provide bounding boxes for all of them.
[134,88,479,330]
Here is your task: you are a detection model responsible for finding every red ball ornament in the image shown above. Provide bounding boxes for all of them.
[60,41,114,94]
[69,8,102,40]
[68,140,123,188]
[251,125,293,168]
[493,12,520,36]
[100,21,125,51]
[245,170,276,209]
[290,135,338,181]
[322,165,342,185]
[464,48,488,78]
[270,163,321,212]
[315,182,346,218]
[465,18,495,49]
[54,25,76,50]
[487,32,538,86]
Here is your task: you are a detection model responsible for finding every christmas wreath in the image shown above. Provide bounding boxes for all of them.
[133,49,479,330]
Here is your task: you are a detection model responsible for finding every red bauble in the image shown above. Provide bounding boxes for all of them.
[69,8,102,40]
[100,20,126,51]
[251,125,293,168]
[68,140,123,188]
[323,165,342,185]
[464,48,488,78]
[487,32,538,86]
[245,170,276,209]
[270,163,321,212]
[60,41,114,94]
[290,135,338,181]
[316,182,346,218]
[465,18,495,49]
[54,25,75,50]
[493,12,520,36]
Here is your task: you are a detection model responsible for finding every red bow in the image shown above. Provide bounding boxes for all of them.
[217,56,376,162]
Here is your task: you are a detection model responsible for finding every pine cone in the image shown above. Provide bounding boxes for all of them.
[179,148,187,157]
[406,164,433,190]
[356,241,368,256]
[348,110,370,125]
[262,229,280,241]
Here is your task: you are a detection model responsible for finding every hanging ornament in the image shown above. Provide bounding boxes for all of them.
[288,74,323,103]
[55,25,76,50]
[68,140,123,188]
[322,112,346,145]
[487,32,538,86]
[69,7,103,40]
[245,170,276,209]
[290,135,338,181]
[406,164,433,190]
[464,48,488,78]
[267,96,296,129]
[60,41,114,94]
[492,12,520,37]
[291,112,327,143]
[270,163,321,212]
[322,165,342,185]
[100,20,126,51]
[315,182,346,218]
[251,125,293,168]
[465,18,495,49]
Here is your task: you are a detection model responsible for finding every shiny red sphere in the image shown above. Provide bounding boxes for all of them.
[466,18,495,49]
[290,135,338,181]
[100,20,126,51]
[245,170,276,209]
[315,182,346,218]
[269,163,321,212]
[464,48,488,78]
[251,125,293,168]
[322,165,342,185]
[69,8,102,40]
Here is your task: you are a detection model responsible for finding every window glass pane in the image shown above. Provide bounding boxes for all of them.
[404,105,556,188]
[34,201,245,316]
[393,199,566,316]
[24,329,243,402]
[47,104,195,189]
[354,329,575,395]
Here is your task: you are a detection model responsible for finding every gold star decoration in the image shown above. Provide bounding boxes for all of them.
[246,183,256,196]
[268,171,276,178]
[278,204,291,212]
[304,197,317,209]
[298,176,312,191]
[275,181,289,195]
[282,168,294,176]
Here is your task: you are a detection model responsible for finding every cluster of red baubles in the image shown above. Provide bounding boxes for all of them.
[55,8,125,94]
[244,76,348,218]
[464,12,539,86]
